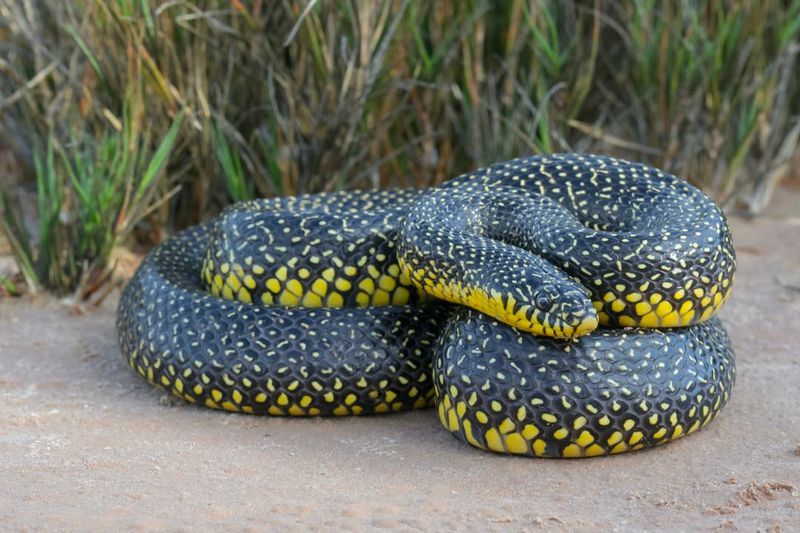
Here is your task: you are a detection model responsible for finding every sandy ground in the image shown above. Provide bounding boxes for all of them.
[1,193,800,532]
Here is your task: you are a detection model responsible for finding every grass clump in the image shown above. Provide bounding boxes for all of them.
[0,0,798,295]
[0,104,182,296]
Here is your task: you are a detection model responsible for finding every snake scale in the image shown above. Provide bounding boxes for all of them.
[117,153,736,458]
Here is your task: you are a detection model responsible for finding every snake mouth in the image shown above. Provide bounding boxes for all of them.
[520,301,598,339]
[569,314,599,338]
[548,312,599,339]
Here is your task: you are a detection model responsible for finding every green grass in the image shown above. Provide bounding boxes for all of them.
[0,101,183,296]
[0,0,798,294]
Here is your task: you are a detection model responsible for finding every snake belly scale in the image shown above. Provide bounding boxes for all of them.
[117,153,736,457]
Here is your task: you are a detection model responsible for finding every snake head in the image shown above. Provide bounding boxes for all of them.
[524,282,598,338]
[467,253,598,339]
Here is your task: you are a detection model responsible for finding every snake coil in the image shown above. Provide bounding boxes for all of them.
[117,154,736,458]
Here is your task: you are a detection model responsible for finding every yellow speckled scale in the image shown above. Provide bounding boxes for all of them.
[202,234,429,311]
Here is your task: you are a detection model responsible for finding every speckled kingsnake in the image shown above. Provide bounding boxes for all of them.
[117,154,736,458]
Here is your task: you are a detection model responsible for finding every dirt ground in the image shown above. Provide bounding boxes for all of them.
[1,191,799,532]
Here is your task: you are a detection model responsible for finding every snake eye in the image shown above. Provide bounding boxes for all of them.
[535,294,552,310]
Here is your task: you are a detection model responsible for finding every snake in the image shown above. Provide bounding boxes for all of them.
[117,153,736,458]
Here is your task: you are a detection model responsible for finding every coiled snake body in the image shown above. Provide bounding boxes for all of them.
[117,154,736,457]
